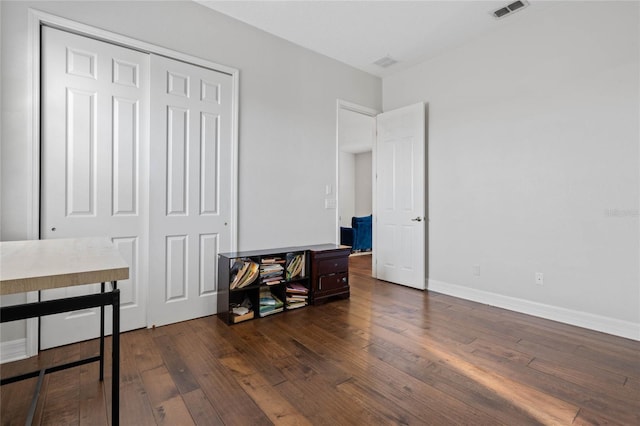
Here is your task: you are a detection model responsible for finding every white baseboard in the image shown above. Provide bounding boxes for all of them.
[428,279,640,341]
[0,338,28,364]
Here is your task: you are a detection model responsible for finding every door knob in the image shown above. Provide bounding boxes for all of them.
[411,217,423,222]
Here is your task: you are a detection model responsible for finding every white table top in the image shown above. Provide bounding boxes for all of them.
[0,238,129,295]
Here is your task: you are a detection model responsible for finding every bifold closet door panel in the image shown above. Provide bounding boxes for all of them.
[40,26,150,349]
[147,55,234,327]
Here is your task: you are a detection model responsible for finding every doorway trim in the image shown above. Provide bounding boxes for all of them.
[25,8,239,357]
[335,99,378,275]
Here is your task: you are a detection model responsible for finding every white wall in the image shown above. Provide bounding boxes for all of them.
[0,1,380,346]
[338,151,372,229]
[354,151,372,217]
[384,1,639,339]
[339,151,356,228]
[0,0,381,247]
[338,107,375,153]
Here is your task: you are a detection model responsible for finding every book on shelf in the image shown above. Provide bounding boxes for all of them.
[286,252,305,280]
[230,259,260,289]
[284,278,308,309]
[259,287,283,312]
[259,296,279,306]
[232,306,250,315]
[260,257,285,285]
[286,282,308,294]
[259,306,284,317]
[231,310,254,323]
[230,297,254,323]
[286,301,306,310]
[261,264,284,272]
[259,299,283,311]
[229,259,248,287]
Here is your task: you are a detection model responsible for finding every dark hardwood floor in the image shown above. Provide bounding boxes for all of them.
[2,254,638,425]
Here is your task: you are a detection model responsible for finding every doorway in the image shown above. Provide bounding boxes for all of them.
[336,100,427,289]
[336,100,377,268]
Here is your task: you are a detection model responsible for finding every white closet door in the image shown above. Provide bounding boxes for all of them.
[40,27,150,348]
[147,55,234,327]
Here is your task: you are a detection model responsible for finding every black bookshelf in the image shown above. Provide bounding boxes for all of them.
[218,245,321,324]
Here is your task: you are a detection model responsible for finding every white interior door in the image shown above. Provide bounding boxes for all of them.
[147,55,234,327]
[375,103,426,289]
[40,27,149,349]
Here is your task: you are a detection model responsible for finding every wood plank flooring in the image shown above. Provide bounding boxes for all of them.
[2,254,639,425]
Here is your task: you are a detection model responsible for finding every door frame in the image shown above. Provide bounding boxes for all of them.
[335,99,378,276]
[25,8,239,356]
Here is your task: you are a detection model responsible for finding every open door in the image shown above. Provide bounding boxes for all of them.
[374,103,426,290]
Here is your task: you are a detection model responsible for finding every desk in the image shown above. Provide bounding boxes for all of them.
[0,238,128,425]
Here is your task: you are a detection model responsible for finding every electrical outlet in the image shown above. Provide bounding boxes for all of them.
[535,272,544,285]
[473,264,481,276]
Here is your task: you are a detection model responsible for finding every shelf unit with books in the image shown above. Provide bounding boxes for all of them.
[217,246,313,325]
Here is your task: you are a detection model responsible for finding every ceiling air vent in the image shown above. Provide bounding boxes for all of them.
[373,56,398,68]
[493,0,529,19]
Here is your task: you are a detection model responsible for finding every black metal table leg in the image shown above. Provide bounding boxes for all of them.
[25,368,46,426]
[111,281,120,426]
[100,282,105,381]
[1,283,122,425]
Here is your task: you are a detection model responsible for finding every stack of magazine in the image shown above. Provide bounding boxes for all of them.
[260,257,285,285]
[230,258,259,289]
[285,282,308,310]
[259,287,283,317]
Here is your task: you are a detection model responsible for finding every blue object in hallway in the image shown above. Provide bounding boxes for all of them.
[340,215,372,252]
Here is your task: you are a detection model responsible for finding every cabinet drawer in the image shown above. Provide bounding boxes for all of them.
[311,248,351,261]
[319,272,348,292]
[317,257,348,275]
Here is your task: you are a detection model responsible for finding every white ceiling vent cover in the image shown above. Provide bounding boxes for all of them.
[373,56,398,68]
[493,0,529,19]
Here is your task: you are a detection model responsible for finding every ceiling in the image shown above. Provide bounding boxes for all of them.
[196,0,548,78]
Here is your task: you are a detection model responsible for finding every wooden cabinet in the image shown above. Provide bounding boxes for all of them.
[310,245,351,304]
